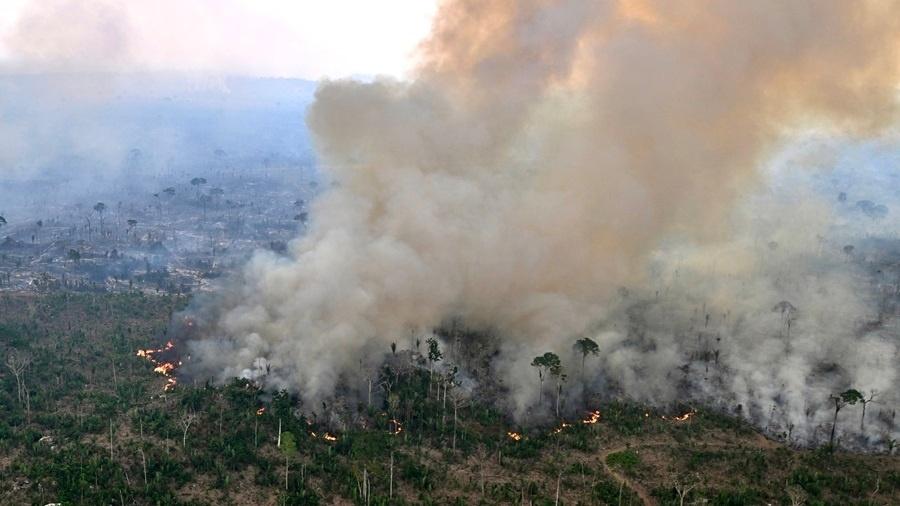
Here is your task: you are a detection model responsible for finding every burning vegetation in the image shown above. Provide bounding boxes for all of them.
[136,340,181,392]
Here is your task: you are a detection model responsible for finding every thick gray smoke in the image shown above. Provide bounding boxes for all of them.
[186,0,900,446]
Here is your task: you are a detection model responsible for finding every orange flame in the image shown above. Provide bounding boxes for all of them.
[552,422,572,434]
[673,410,695,422]
[507,431,522,441]
[323,433,338,442]
[136,341,181,392]
[389,419,403,435]
[581,410,601,424]
[256,407,266,416]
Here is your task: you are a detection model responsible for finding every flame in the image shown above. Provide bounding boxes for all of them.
[552,422,572,435]
[507,431,522,441]
[136,341,181,391]
[164,378,177,391]
[256,407,266,416]
[662,409,696,422]
[154,363,175,375]
[389,419,403,435]
[310,431,339,442]
[673,410,695,422]
[581,410,601,424]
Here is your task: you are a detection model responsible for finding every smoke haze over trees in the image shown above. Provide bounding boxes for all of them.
[178,0,900,450]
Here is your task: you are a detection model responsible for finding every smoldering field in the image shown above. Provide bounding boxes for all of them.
[183,0,900,452]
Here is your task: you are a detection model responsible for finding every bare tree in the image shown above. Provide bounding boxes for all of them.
[859,390,878,432]
[673,472,700,506]
[180,411,197,449]
[786,484,807,506]
[5,348,32,404]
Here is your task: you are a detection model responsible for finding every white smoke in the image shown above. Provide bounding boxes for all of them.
[185,0,900,446]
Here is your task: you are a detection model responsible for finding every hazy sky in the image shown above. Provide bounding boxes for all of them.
[0,0,438,79]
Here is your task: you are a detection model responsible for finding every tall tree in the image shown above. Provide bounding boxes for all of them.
[573,337,599,381]
[93,202,107,235]
[180,411,197,449]
[829,389,863,450]
[426,336,443,395]
[5,348,31,404]
[190,177,207,200]
[281,431,297,491]
[859,390,878,432]
[531,352,561,405]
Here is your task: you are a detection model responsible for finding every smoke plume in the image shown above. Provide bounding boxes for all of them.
[187,0,900,444]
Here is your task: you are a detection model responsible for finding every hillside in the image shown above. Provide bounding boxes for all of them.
[0,292,897,505]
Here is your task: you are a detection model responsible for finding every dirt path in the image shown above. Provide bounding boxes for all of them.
[600,434,778,506]
[600,444,659,506]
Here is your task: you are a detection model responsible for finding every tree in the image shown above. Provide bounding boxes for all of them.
[93,202,107,235]
[426,336,443,395]
[67,249,81,263]
[531,352,561,405]
[859,390,878,432]
[281,431,297,491]
[190,177,207,200]
[573,337,599,381]
[673,472,701,506]
[553,369,566,418]
[829,389,863,450]
[180,411,197,449]
[786,484,808,506]
[126,219,138,238]
[772,300,797,337]
[5,348,31,404]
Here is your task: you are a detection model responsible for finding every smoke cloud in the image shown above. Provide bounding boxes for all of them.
[186,0,900,445]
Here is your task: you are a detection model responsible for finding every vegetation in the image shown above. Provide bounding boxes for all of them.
[0,292,897,505]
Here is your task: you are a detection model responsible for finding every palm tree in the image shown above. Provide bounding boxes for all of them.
[573,337,599,381]
[190,177,207,201]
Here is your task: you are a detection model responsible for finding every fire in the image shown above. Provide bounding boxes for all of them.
[552,422,572,435]
[323,433,338,442]
[136,340,181,391]
[154,363,175,375]
[581,410,601,424]
[673,410,695,422]
[256,407,266,416]
[507,431,522,441]
[662,409,696,422]
[389,419,403,435]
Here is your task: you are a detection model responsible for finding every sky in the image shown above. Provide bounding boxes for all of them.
[0,0,438,79]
